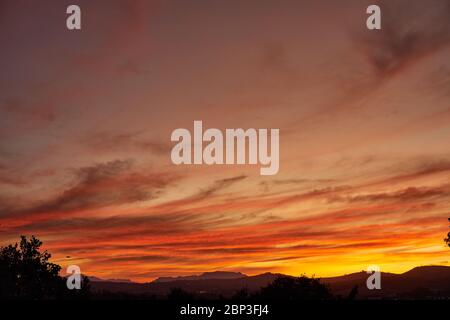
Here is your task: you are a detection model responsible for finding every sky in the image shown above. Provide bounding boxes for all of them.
[0,0,449,282]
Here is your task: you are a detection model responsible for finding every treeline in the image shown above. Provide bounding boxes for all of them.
[0,236,336,300]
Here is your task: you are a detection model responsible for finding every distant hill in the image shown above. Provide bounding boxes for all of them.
[153,271,246,283]
[89,266,450,299]
[323,265,450,299]
[402,265,450,280]
[88,276,132,283]
[91,272,281,297]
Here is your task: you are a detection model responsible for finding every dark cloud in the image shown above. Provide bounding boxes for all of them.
[1,159,179,217]
[194,175,247,199]
[410,158,450,176]
[73,159,133,184]
[102,255,175,263]
[9,212,197,238]
[358,0,450,78]
[54,239,231,255]
[33,160,145,213]
[385,158,450,184]
[259,178,337,193]
[257,256,304,263]
[329,186,450,203]
[190,246,274,255]
[82,131,171,156]
[270,179,337,185]
[269,186,352,208]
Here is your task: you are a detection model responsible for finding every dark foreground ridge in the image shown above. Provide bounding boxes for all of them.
[89,265,450,299]
[1,236,449,301]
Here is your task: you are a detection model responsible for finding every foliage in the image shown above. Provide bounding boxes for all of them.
[257,275,332,300]
[0,235,90,299]
[445,218,450,248]
[167,287,195,301]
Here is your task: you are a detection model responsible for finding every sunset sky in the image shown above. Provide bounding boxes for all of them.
[1,0,449,282]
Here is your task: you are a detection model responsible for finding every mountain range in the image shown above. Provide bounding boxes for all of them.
[89,265,450,299]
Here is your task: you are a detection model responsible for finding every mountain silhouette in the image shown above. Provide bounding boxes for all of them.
[89,266,450,299]
[322,265,450,298]
[91,272,280,297]
[153,271,246,283]
[88,276,132,283]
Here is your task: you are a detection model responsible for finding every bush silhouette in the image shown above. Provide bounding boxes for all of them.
[231,288,250,300]
[167,287,195,301]
[258,276,332,300]
[0,235,90,299]
[346,285,358,300]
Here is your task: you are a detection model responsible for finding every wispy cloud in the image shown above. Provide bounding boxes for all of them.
[0,159,180,219]
[357,0,450,78]
[81,131,171,156]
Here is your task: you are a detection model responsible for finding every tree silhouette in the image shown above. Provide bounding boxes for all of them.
[167,287,195,301]
[258,276,332,300]
[445,218,450,248]
[231,288,250,300]
[0,235,90,299]
[346,285,358,300]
